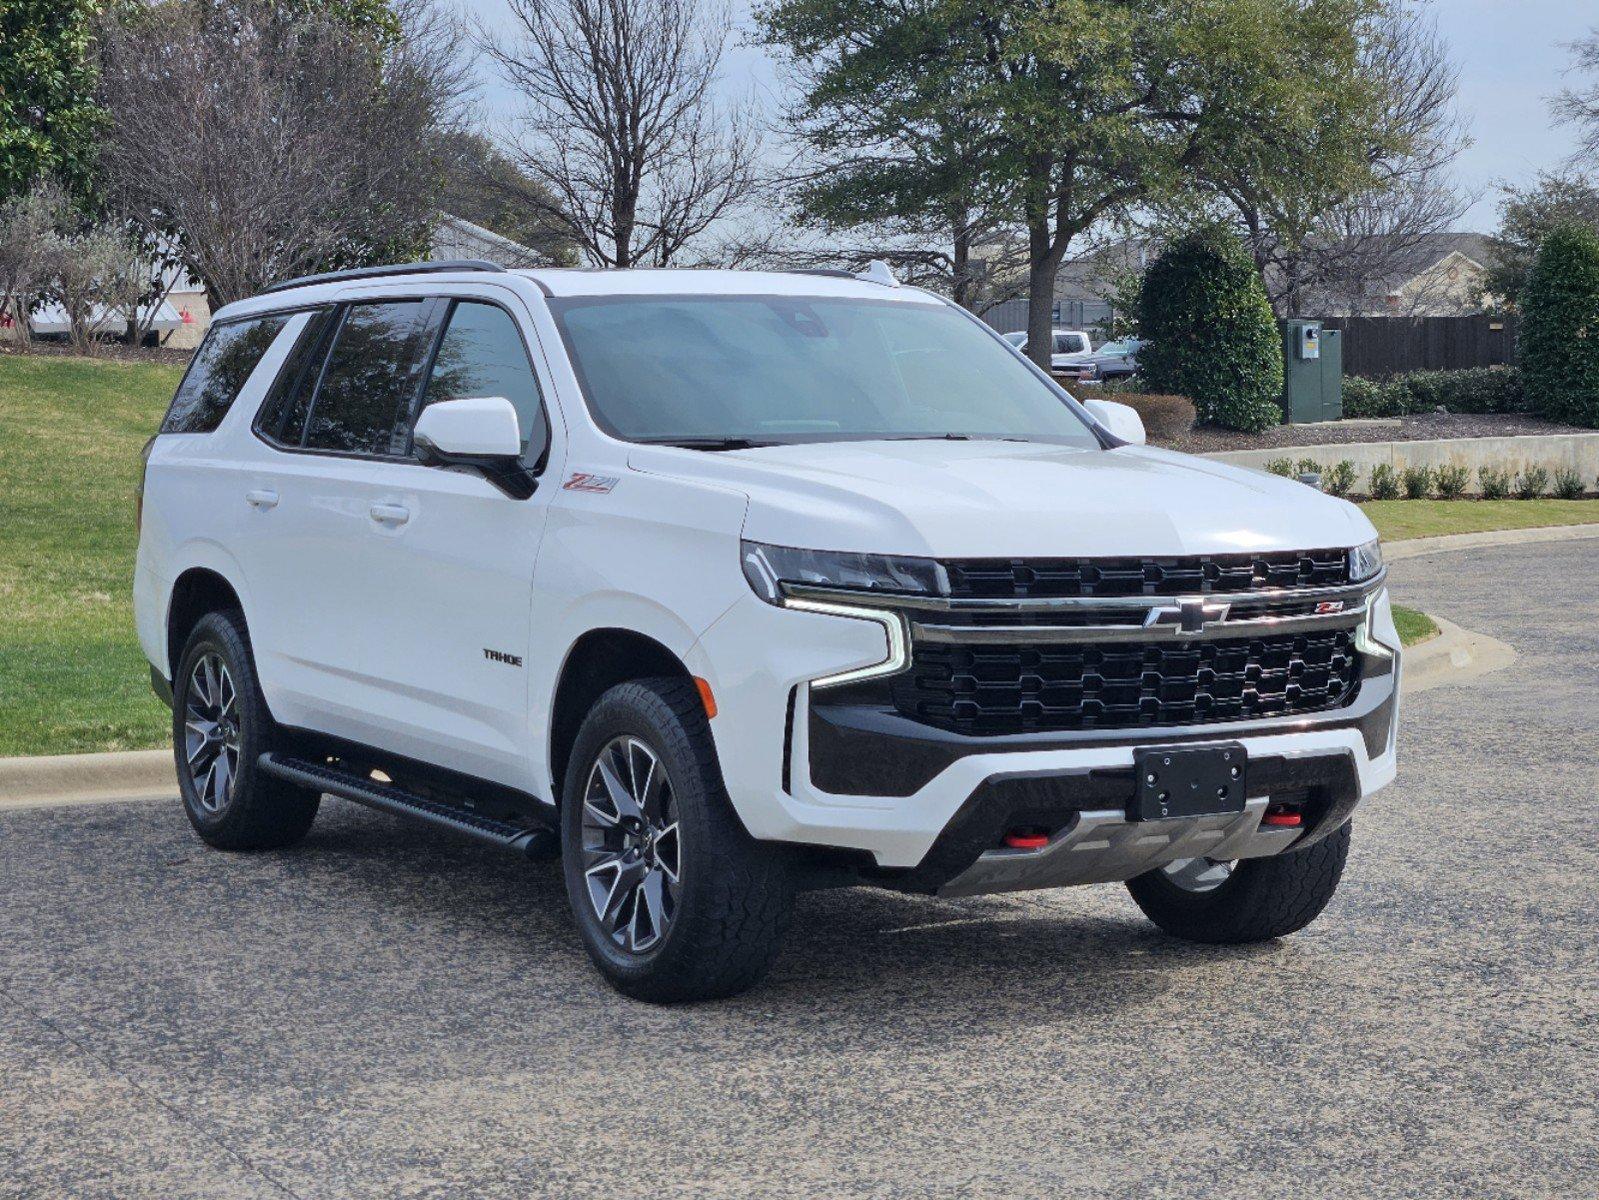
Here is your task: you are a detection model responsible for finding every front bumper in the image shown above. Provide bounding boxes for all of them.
[692,585,1400,886]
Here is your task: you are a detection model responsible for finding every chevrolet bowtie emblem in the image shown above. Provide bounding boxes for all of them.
[1145,598,1232,636]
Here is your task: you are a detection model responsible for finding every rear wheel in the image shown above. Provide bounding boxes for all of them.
[173,611,319,851]
[1126,821,1352,944]
[561,679,793,1003]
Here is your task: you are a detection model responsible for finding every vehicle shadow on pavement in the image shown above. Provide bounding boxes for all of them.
[279,802,1278,1026]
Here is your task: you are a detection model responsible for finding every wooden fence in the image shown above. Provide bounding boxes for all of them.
[1315,315,1519,378]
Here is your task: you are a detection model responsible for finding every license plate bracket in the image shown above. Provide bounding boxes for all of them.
[1132,743,1247,821]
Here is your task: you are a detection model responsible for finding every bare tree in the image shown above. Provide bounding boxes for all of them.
[0,178,69,341]
[1201,2,1470,317]
[97,0,468,308]
[1554,27,1599,164]
[478,0,761,268]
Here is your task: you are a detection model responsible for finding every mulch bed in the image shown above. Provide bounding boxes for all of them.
[0,341,193,366]
[1162,412,1591,454]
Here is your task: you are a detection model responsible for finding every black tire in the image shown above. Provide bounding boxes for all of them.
[561,678,793,1003]
[1126,821,1352,944]
[172,610,319,851]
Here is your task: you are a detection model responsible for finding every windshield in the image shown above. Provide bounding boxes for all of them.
[1053,333,1090,354]
[548,295,1100,448]
[1099,340,1138,355]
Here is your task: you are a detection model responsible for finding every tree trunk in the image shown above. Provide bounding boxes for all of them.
[951,224,972,310]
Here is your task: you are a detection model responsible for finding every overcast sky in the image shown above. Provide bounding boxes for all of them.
[456,0,1595,233]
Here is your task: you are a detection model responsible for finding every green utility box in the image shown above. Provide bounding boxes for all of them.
[1282,320,1342,424]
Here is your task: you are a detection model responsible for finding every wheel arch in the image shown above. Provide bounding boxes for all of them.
[547,627,697,808]
[166,567,248,682]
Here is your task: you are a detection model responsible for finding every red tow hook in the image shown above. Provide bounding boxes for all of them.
[1003,830,1050,850]
[1262,805,1303,828]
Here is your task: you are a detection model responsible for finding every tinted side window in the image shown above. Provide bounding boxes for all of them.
[419,301,549,464]
[303,301,430,455]
[161,316,289,433]
[255,307,337,445]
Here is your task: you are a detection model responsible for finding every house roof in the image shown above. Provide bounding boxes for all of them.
[430,213,548,269]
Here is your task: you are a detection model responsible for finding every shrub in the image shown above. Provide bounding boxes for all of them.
[1322,459,1357,497]
[1552,465,1586,498]
[1341,376,1409,418]
[1107,392,1196,443]
[1340,366,1526,418]
[1400,366,1527,414]
[1264,457,1295,477]
[1520,222,1599,428]
[1296,457,1322,475]
[1478,464,1511,499]
[1435,463,1470,499]
[1515,463,1550,498]
[1137,226,1283,432]
[1400,464,1435,499]
[1368,462,1400,499]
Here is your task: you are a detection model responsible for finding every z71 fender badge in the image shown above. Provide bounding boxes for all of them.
[563,472,619,494]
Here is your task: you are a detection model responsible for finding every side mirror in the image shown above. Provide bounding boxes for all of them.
[412,396,536,498]
[1083,397,1146,446]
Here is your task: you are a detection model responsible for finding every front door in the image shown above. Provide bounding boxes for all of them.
[356,294,560,789]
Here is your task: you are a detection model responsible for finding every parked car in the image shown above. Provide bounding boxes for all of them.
[1001,327,1096,379]
[1081,337,1144,382]
[135,261,1398,1003]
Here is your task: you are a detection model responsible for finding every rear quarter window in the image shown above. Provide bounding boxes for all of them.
[161,315,290,433]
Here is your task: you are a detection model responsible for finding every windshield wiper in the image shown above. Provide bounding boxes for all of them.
[642,436,776,451]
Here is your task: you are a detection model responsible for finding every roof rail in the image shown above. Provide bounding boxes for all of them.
[788,261,901,288]
[262,259,508,295]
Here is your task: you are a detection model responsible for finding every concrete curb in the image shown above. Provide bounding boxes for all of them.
[1383,522,1599,560]
[3,523,1585,811]
[1400,613,1517,696]
[0,749,174,812]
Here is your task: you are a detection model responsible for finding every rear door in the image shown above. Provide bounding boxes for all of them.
[238,296,442,741]
[355,290,561,787]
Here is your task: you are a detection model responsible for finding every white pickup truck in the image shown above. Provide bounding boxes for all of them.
[134,260,1398,1002]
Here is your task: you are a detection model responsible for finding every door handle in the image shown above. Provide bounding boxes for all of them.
[245,489,278,510]
[369,503,411,526]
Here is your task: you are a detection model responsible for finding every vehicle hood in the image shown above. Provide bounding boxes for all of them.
[626,439,1375,559]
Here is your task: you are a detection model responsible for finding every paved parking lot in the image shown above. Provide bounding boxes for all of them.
[2,540,1596,1199]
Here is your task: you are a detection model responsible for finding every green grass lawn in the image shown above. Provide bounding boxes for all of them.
[1391,604,1439,647]
[0,354,182,756]
[1362,498,1599,541]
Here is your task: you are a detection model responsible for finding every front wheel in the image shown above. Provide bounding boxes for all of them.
[1126,821,1352,944]
[561,679,793,1003]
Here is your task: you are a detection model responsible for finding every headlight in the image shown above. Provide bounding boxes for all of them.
[740,540,946,605]
[1349,538,1383,582]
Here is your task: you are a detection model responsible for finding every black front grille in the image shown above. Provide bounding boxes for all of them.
[943,550,1350,599]
[893,630,1360,736]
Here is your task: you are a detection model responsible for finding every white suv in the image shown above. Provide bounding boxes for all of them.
[134,260,1399,1002]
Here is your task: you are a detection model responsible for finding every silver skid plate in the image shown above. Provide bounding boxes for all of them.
[936,798,1302,898]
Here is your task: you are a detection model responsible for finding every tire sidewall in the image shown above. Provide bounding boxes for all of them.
[560,683,729,989]
[173,612,270,839]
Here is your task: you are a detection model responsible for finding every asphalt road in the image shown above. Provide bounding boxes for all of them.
[3,540,1596,1199]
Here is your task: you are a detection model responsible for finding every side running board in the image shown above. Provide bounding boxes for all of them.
[257,753,555,858]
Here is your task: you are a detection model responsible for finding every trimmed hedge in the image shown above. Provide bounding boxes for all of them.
[1103,392,1197,442]
[1137,228,1283,432]
[1342,366,1526,419]
[1520,222,1599,428]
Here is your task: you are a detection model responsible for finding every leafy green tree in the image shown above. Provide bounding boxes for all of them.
[760,0,1379,370]
[1137,226,1284,432]
[1519,223,1599,428]
[1484,174,1599,309]
[0,0,102,202]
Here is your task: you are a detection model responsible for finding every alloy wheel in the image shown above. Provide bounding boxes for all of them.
[184,652,240,813]
[580,736,681,954]
[1161,856,1235,894]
